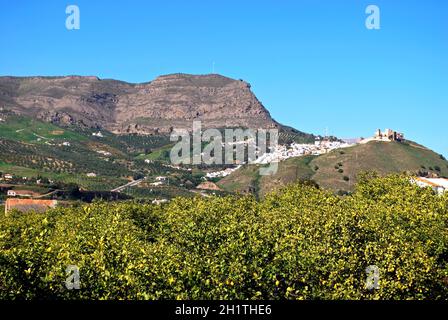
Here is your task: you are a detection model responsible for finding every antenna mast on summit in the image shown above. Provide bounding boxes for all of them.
[212,61,215,74]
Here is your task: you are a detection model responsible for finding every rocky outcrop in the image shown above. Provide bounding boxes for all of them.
[0,74,279,134]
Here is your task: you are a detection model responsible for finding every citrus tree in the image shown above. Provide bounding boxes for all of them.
[0,174,447,299]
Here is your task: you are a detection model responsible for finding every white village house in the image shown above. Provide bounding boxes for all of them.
[413,177,448,195]
[92,131,104,137]
[152,199,169,205]
[7,190,41,198]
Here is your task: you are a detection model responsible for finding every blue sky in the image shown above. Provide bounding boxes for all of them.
[0,0,447,156]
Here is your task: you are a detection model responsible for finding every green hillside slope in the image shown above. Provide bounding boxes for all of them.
[0,115,173,190]
[218,141,448,196]
[0,115,86,143]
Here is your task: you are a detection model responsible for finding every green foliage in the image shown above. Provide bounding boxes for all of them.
[0,114,177,192]
[0,115,86,143]
[0,175,447,300]
[278,127,315,145]
[133,172,145,180]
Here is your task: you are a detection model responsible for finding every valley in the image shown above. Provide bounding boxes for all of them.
[1,74,447,207]
[2,111,447,207]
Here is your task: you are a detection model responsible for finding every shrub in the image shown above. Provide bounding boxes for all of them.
[343,175,350,181]
[133,172,145,180]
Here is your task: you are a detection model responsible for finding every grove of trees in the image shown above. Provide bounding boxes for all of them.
[0,174,447,300]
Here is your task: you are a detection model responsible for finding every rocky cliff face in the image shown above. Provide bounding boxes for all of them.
[0,74,278,134]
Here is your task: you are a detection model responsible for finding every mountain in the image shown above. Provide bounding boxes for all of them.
[0,74,283,135]
[218,140,448,196]
[3,73,445,200]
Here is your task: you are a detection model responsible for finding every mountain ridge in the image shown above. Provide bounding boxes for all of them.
[0,73,286,135]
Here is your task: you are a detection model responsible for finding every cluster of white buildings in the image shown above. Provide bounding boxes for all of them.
[203,140,354,178]
[92,131,104,138]
[210,128,406,176]
[149,176,168,186]
[254,140,353,165]
[205,165,242,179]
[97,150,112,156]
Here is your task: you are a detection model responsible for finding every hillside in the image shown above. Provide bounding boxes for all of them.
[0,74,290,134]
[0,111,313,200]
[311,140,448,191]
[0,114,174,191]
[2,74,444,199]
[218,140,448,196]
